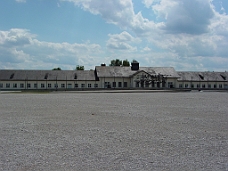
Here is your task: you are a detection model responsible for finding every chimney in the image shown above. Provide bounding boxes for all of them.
[131,61,139,70]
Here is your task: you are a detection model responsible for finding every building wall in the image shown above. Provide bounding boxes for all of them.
[99,77,131,88]
[176,80,228,89]
[0,80,99,90]
[1,72,227,90]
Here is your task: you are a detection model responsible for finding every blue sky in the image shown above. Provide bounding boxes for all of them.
[0,0,228,71]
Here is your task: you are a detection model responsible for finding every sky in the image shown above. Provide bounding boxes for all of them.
[0,0,228,71]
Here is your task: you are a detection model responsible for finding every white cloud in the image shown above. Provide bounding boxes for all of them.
[106,31,138,51]
[107,31,140,43]
[3,0,228,71]
[15,0,26,3]
[153,0,214,34]
[60,0,159,37]
[61,0,135,29]
[0,29,103,69]
[142,46,151,52]
[142,0,156,8]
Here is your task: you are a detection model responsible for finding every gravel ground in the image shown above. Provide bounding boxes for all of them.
[0,91,227,171]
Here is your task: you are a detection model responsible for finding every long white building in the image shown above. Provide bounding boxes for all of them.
[0,62,227,90]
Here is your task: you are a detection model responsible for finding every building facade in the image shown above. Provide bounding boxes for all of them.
[0,62,227,91]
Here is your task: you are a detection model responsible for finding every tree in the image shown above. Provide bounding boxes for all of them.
[109,59,122,66]
[132,59,138,63]
[76,65,84,70]
[122,59,130,66]
[52,67,61,70]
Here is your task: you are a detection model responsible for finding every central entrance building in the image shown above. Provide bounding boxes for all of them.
[95,62,180,89]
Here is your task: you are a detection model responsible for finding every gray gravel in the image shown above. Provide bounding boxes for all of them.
[0,91,228,171]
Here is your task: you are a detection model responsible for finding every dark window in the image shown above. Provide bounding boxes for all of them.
[10,73,14,79]
[124,82,127,87]
[118,82,122,87]
[199,74,204,80]
[113,82,116,87]
[44,73,48,79]
[13,83,17,88]
[136,82,139,87]
[20,83,24,88]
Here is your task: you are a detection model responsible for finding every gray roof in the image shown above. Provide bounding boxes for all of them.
[95,66,179,78]
[177,71,228,82]
[0,70,96,81]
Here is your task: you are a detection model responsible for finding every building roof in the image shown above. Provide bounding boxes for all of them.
[0,70,96,81]
[95,66,179,78]
[177,71,228,82]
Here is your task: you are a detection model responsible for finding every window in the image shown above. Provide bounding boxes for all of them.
[20,83,24,88]
[0,83,3,88]
[88,84,92,88]
[41,83,45,88]
[208,84,211,88]
[81,84,85,88]
[27,83,31,88]
[118,82,122,87]
[6,83,10,88]
[179,84,183,88]
[34,83,37,88]
[168,82,173,88]
[113,82,116,87]
[219,84,223,88]
[202,84,205,88]
[67,84,72,88]
[191,84,194,88]
[13,83,17,88]
[94,84,98,88]
[145,82,150,87]
[124,82,127,87]
[54,84,58,88]
[136,82,139,87]
[214,84,217,88]
[197,84,200,88]
[75,84,78,88]
[61,84,65,88]
[105,82,110,88]
[48,83,52,88]
[185,84,188,88]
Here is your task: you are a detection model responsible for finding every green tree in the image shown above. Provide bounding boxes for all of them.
[122,59,130,66]
[52,67,61,70]
[132,59,138,63]
[76,65,84,70]
[109,59,122,66]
